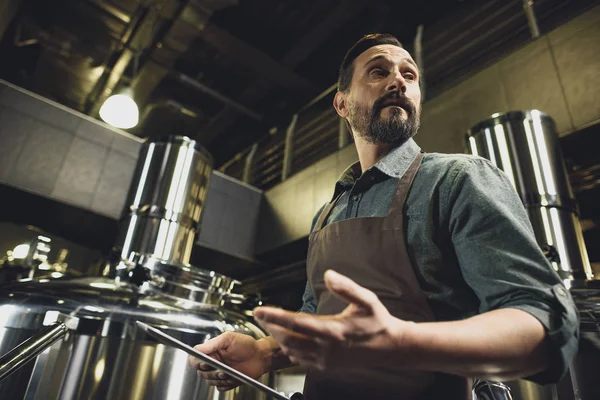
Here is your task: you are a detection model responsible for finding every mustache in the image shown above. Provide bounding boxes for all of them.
[373,91,416,115]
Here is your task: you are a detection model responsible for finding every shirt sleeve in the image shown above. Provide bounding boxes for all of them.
[297,202,328,314]
[298,281,317,314]
[446,156,580,385]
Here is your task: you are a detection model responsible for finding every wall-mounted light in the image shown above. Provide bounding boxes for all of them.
[99,87,139,129]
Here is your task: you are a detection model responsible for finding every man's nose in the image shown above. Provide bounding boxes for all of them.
[385,71,407,94]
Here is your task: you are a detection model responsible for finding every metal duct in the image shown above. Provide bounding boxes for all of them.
[113,135,213,266]
[466,110,593,286]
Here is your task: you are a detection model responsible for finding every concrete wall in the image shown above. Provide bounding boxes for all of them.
[256,5,600,254]
[196,171,262,260]
[256,145,358,254]
[0,79,142,219]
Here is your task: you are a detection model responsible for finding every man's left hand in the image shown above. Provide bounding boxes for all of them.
[253,269,413,371]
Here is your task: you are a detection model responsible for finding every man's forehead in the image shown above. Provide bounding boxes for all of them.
[355,44,415,67]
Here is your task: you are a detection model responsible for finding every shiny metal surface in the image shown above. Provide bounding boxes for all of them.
[505,289,600,400]
[137,322,294,400]
[473,380,513,400]
[466,110,593,282]
[114,136,213,265]
[467,110,574,210]
[526,206,592,284]
[0,323,67,382]
[115,254,240,305]
[0,277,269,399]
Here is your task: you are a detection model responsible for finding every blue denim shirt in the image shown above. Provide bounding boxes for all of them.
[300,138,579,385]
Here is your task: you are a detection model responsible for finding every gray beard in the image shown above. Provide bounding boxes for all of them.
[348,100,420,146]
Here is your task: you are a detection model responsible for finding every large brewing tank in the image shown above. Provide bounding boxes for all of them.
[466,110,593,285]
[466,111,600,400]
[0,135,271,399]
[0,259,269,400]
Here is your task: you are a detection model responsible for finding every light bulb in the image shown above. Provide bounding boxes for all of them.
[99,88,139,129]
[12,244,30,259]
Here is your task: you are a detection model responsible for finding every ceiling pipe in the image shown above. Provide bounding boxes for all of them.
[523,0,541,38]
[85,4,150,116]
[413,24,425,102]
[172,71,263,121]
[140,98,200,122]
[83,0,131,24]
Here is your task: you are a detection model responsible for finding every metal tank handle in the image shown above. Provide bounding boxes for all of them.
[0,313,78,382]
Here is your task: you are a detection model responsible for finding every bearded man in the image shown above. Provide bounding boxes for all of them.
[190,33,579,400]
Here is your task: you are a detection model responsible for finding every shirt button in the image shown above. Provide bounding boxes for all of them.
[351,195,359,202]
[556,287,567,297]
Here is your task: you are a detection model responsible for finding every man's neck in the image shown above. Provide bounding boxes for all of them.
[354,136,395,173]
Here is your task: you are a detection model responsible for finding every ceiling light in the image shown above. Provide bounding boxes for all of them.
[99,87,139,129]
[12,244,30,259]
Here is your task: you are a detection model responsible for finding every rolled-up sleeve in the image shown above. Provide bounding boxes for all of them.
[446,157,580,384]
[298,281,317,314]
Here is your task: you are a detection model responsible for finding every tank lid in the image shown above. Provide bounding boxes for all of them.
[0,277,261,339]
[146,135,213,162]
[466,110,555,137]
[116,253,240,303]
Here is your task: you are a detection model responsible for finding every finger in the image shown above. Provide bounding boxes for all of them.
[197,362,216,371]
[197,370,228,381]
[260,321,325,358]
[193,333,233,356]
[324,269,380,311]
[205,378,239,388]
[255,308,344,342]
[285,349,323,371]
[284,345,320,365]
[217,385,238,392]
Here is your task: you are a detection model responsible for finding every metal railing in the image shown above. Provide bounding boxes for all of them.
[218,0,576,191]
[219,83,352,190]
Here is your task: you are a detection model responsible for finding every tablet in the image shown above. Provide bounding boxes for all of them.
[136,321,303,400]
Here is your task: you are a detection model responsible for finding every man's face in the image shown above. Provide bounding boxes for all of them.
[335,44,422,146]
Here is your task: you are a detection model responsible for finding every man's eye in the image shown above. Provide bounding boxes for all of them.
[370,69,386,77]
[404,73,416,81]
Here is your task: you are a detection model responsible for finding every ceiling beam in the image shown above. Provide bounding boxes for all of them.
[203,0,369,145]
[180,17,320,96]
[0,0,22,43]
[130,0,238,115]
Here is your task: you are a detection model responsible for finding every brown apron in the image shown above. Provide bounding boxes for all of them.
[304,152,471,400]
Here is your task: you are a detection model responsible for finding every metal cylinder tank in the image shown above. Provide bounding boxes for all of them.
[113,135,213,265]
[466,111,600,400]
[0,135,273,399]
[466,110,593,284]
[0,260,269,400]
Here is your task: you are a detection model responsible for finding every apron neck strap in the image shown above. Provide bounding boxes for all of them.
[315,151,424,230]
[388,151,424,215]
[315,191,344,230]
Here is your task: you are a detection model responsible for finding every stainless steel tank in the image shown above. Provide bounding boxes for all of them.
[500,290,600,400]
[0,135,272,399]
[466,110,593,285]
[466,111,600,400]
[113,135,213,265]
[0,258,269,400]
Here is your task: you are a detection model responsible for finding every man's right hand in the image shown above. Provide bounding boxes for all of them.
[189,332,271,392]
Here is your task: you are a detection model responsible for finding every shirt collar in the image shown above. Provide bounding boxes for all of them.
[333,138,421,198]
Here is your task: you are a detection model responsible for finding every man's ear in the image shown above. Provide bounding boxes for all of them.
[333,91,349,118]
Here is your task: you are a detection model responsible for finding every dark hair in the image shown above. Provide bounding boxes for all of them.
[337,33,403,92]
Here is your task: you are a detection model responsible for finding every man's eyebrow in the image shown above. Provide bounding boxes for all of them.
[364,54,419,71]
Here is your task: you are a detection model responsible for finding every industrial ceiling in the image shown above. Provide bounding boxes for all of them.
[0,0,596,165]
